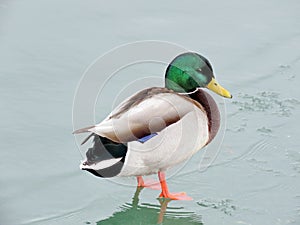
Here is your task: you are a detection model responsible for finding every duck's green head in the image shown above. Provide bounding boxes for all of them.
[165,52,232,98]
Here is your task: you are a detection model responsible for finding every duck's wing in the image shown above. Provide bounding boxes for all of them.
[73,87,205,143]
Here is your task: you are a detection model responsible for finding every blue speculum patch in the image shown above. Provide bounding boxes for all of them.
[138,133,158,143]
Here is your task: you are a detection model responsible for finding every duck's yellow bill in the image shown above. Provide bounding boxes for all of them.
[206,78,232,98]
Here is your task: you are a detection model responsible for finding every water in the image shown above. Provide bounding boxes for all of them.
[1,0,300,224]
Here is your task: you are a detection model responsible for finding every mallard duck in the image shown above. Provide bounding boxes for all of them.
[73,52,232,200]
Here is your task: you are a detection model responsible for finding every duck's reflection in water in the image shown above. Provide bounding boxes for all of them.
[97,187,203,225]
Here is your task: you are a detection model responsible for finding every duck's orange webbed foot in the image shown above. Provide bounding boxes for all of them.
[136,176,161,190]
[157,171,193,201]
[158,191,192,200]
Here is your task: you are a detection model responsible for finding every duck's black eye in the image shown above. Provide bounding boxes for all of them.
[214,83,217,86]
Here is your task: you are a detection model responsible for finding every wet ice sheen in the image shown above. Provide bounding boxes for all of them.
[1,0,300,225]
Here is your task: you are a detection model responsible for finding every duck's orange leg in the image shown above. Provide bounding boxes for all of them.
[158,171,192,200]
[136,176,161,190]
[137,176,145,187]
